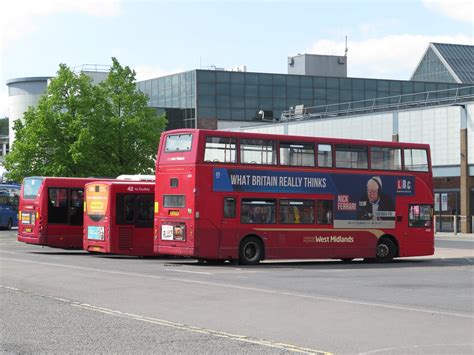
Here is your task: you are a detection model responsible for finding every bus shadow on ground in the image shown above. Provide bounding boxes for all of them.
[86,254,185,260]
[29,251,88,256]
[177,257,474,269]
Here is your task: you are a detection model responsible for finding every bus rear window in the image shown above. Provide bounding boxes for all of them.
[165,134,193,152]
[22,177,44,199]
[163,195,185,207]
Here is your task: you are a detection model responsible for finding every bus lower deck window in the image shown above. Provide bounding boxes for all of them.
[241,199,276,224]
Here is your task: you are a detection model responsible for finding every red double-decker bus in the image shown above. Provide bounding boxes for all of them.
[18,177,108,249]
[153,129,434,265]
[83,181,154,256]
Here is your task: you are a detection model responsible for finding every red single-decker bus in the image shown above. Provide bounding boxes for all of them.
[83,181,155,256]
[18,177,107,249]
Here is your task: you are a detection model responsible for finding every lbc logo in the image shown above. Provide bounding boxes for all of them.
[397,179,412,192]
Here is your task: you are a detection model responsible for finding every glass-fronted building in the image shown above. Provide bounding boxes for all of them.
[137,69,470,129]
[411,43,474,84]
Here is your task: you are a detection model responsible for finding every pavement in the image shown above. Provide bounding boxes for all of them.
[435,232,474,240]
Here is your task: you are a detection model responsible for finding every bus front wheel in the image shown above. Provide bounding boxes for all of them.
[239,237,263,265]
[375,238,397,262]
[7,219,12,230]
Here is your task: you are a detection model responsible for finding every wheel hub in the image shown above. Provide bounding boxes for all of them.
[377,244,389,258]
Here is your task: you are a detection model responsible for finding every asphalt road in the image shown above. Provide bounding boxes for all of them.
[1,229,473,354]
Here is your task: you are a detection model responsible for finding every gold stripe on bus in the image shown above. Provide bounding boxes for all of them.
[253,228,385,238]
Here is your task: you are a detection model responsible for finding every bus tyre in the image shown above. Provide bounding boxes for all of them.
[7,219,12,230]
[376,238,397,262]
[239,237,263,265]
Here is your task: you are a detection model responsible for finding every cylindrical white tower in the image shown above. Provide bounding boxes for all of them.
[6,77,50,147]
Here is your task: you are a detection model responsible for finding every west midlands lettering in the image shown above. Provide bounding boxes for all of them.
[229,174,326,189]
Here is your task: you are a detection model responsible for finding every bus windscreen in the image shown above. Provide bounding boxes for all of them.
[22,178,44,199]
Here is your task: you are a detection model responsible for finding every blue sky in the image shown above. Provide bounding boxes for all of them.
[1,0,473,116]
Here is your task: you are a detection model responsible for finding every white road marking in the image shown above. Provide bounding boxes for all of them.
[0,285,331,355]
[1,254,472,319]
[360,342,473,354]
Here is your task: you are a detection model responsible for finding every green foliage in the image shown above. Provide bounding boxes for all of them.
[4,58,166,182]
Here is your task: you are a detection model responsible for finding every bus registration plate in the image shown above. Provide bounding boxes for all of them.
[88,226,104,240]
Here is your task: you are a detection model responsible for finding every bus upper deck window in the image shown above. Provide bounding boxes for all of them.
[240,139,277,165]
[317,144,332,168]
[204,137,237,163]
[280,142,315,167]
[404,149,429,172]
[371,147,402,171]
[335,145,368,169]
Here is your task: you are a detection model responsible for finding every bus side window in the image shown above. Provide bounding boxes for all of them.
[124,195,135,223]
[116,194,135,225]
[69,189,84,226]
[12,195,19,211]
[48,188,69,224]
[316,200,333,224]
[241,199,276,224]
[279,200,315,224]
[136,194,154,228]
[223,197,236,218]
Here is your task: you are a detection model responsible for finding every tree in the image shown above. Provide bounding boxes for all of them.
[5,58,166,182]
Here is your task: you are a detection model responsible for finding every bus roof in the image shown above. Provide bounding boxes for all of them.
[23,177,112,183]
[85,181,154,187]
[161,128,430,149]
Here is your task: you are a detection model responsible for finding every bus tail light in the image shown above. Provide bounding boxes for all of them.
[161,224,186,241]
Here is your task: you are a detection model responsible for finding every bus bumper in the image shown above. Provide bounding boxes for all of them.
[155,245,197,257]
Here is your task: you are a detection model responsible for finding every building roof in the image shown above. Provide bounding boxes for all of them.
[6,77,51,85]
[432,43,474,83]
[411,43,474,84]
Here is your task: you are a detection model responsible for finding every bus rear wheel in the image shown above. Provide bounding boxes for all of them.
[375,238,397,262]
[239,237,263,265]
